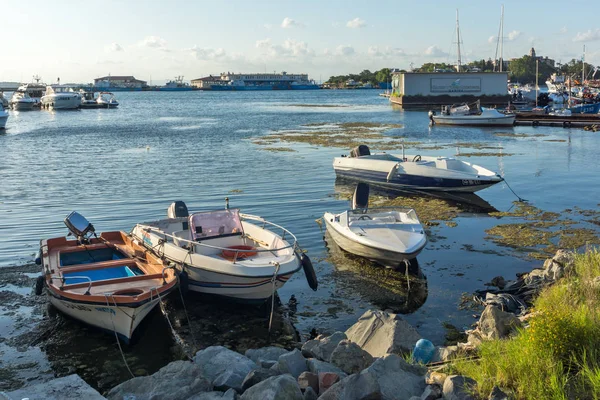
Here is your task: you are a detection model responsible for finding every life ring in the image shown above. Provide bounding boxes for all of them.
[221,245,257,260]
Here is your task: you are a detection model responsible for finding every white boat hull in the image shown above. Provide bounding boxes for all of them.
[11,101,35,111]
[49,294,160,342]
[0,115,7,129]
[432,115,515,126]
[41,94,80,109]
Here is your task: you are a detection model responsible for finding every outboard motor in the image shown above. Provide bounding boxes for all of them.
[352,182,370,211]
[64,211,95,243]
[167,201,189,218]
[350,145,371,158]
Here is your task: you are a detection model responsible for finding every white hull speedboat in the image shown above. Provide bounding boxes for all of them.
[97,92,119,108]
[324,183,426,268]
[430,103,515,126]
[39,212,177,342]
[10,90,36,111]
[333,145,503,193]
[131,201,317,303]
[41,85,81,109]
[0,108,8,129]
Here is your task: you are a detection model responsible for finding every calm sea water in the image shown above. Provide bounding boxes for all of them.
[1,90,599,390]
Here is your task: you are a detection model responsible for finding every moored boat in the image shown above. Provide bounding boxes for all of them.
[10,90,36,111]
[96,92,119,108]
[0,106,8,129]
[131,200,317,303]
[333,145,504,193]
[79,89,99,108]
[41,85,81,109]
[429,101,515,126]
[324,183,427,269]
[38,212,177,342]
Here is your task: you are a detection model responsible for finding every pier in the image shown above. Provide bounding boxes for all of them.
[514,112,600,128]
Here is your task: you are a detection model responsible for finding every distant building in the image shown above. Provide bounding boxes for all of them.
[190,71,318,90]
[93,75,147,90]
[390,71,509,106]
[190,75,226,89]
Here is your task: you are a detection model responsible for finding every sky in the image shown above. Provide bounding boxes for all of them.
[1,0,597,85]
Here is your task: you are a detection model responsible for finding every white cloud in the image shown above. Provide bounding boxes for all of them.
[138,36,168,50]
[424,45,447,57]
[255,38,314,58]
[105,43,123,52]
[281,17,303,28]
[335,45,355,56]
[368,46,406,57]
[189,45,227,60]
[507,30,521,41]
[346,18,366,29]
[573,29,600,42]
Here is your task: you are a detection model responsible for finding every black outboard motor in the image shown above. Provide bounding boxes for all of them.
[167,201,189,218]
[350,145,370,158]
[352,182,370,211]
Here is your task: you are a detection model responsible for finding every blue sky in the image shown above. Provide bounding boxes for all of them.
[1,0,596,84]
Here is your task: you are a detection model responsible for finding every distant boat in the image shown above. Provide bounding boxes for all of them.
[0,106,8,129]
[429,101,515,126]
[333,145,504,193]
[10,90,37,111]
[41,85,80,109]
[79,90,99,108]
[157,76,194,91]
[38,212,178,342]
[568,102,600,114]
[96,92,119,108]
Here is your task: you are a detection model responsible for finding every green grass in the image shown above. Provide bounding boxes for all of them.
[451,250,600,399]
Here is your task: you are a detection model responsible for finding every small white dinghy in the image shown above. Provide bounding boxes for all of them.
[324,183,427,269]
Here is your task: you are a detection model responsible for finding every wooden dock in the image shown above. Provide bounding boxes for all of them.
[515,112,600,128]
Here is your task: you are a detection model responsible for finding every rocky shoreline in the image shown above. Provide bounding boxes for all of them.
[1,249,576,399]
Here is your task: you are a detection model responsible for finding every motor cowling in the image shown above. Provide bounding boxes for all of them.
[167,201,189,218]
[352,182,370,211]
[350,145,370,158]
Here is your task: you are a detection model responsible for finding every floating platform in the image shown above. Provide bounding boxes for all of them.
[514,112,600,128]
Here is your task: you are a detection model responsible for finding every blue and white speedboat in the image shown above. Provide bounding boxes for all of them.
[333,145,503,193]
[568,103,600,114]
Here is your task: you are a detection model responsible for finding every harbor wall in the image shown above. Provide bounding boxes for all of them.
[391,72,509,106]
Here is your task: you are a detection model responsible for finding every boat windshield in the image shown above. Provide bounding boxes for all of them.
[189,209,244,240]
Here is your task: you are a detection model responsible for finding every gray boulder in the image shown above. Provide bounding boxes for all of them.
[443,375,477,400]
[430,346,459,363]
[245,347,288,367]
[194,346,258,392]
[7,374,105,400]
[345,310,422,357]
[187,389,238,400]
[274,349,307,378]
[420,384,442,400]
[330,339,374,374]
[240,375,303,400]
[297,371,319,393]
[319,370,381,400]
[241,368,279,392]
[478,305,522,340]
[306,358,347,377]
[108,360,212,400]
[303,386,318,400]
[301,339,320,358]
[313,331,347,362]
[362,354,425,400]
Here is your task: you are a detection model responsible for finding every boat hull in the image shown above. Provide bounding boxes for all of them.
[41,95,81,109]
[48,290,160,343]
[432,115,515,126]
[324,218,424,266]
[11,102,35,111]
[0,115,7,129]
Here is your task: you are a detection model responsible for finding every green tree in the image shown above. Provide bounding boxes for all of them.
[508,55,555,84]
[375,68,391,84]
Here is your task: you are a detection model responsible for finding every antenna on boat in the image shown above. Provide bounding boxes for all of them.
[225,197,230,210]
[455,9,462,72]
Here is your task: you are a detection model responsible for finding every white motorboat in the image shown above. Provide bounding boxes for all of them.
[10,90,36,111]
[131,201,317,303]
[429,101,515,126]
[96,92,119,108]
[333,145,504,193]
[324,183,427,269]
[79,90,99,108]
[0,92,8,108]
[37,212,177,343]
[0,106,8,129]
[41,85,81,109]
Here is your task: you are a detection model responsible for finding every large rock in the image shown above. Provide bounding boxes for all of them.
[274,349,307,378]
[313,331,347,362]
[194,346,258,392]
[245,347,288,368]
[303,386,318,400]
[443,375,477,400]
[297,371,319,393]
[478,305,522,340]
[362,354,426,400]
[319,371,381,400]
[301,339,320,358]
[187,389,238,400]
[6,374,105,400]
[420,384,442,400]
[107,360,212,400]
[345,310,422,357]
[330,339,374,374]
[241,368,279,392]
[552,249,574,268]
[430,346,459,363]
[240,375,303,400]
[306,358,347,377]
[319,372,341,394]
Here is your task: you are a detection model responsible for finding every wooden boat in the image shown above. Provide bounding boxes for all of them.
[38,212,177,342]
[324,183,427,268]
[131,200,317,303]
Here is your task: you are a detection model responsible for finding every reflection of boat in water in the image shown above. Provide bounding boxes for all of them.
[333,179,498,214]
[324,183,427,269]
[324,229,428,314]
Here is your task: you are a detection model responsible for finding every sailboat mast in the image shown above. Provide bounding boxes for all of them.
[583,45,586,85]
[456,9,462,72]
[499,5,504,72]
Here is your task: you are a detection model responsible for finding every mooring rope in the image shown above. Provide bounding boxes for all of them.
[503,177,527,202]
[104,294,135,379]
[153,287,194,361]
[268,261,281,334]
[176,269,198,350]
